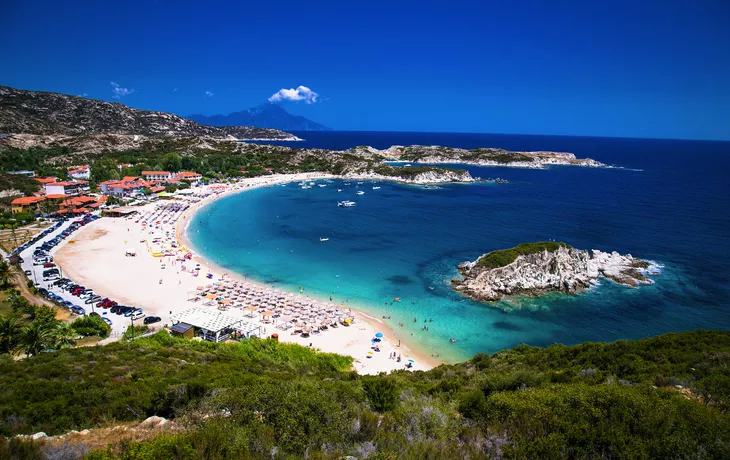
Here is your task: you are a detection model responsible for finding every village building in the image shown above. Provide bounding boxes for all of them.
[141,171,172,181]
[44,180,88,196]
[11,196,45,214]
[67,165,91,180]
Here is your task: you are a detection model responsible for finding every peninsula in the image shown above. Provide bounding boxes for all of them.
[452,242,656,302]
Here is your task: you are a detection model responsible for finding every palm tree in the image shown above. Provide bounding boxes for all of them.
[0,314,24,354]
[19,322,54,357]
[0,259,12,289]
[52,322,77,349]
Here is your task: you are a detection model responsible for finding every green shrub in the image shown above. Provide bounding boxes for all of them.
[476,241,572,268]
[362,377,398,412]
[71,315,111,338]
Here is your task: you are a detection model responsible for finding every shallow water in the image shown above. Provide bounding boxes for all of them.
[189,133,730,362]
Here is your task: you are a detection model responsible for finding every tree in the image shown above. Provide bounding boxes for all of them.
[0,314,23,354]
[19,322,54,357]
[0,259,11,289]
[161,153,182,172]
[52,322,77,349]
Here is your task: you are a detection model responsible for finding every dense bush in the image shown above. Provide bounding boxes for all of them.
[362,376,398,412]
[71,315,111,338]
[476,241,572,268]
[1,330,729,459]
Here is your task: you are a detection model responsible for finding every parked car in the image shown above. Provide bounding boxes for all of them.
[89,311,100,318]
[130,311,145,320]
[24,270,32,276]
[143,316,161,325]
[123,307,139,317]
[102,317,112,326]
[71,306,86,315]
[85,295,102,304]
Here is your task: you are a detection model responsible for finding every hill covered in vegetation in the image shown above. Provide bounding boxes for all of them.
[1,330,728,459]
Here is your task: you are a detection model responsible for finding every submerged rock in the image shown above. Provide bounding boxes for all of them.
[452,243,656,302]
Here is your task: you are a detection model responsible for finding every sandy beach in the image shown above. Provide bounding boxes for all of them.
[55,173,440,374]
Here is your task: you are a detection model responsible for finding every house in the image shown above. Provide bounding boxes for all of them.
[7,170,35,177]
[141,171,172,181]
[34,176,58,185]
[59,196,98,212]
[11,196,45,214]
[175,171,203,184]
[45,180,88,196]
[99,177,152,196]
[67,165,91,180]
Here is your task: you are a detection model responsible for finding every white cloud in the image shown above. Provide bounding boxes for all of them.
[79,93,89,97]
[205,90,214,97]
[110,81,135,98]
[268,85,319,104]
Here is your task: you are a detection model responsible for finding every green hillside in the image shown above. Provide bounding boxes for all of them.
[1,330,729,459]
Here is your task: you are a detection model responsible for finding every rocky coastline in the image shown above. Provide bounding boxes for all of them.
[380,145,605,169]
[342,168,476,184]
[452,243,657,302]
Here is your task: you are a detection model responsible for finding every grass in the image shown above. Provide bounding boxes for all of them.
[476,241,572,269]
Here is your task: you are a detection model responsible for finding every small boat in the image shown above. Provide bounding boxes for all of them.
[356,191,365,195]
[318,184,326,188]
[428,286,435,290]
[357,181,364,184]
[372,186,381,190]
[319,237,329,242]
[404,164,412,167]
[337,189,343,192]
[337,200,356,207]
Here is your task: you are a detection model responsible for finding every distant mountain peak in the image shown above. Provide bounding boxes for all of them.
[188,103,330,131]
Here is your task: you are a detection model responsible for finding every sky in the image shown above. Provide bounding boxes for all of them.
[1,0,729,140]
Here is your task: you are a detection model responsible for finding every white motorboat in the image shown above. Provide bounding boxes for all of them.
[356,191,365,195]
[337,189,343,192]
[320,237,329,242]
[337,200,356,207]
[372,186,381,190]
[318,184,326,188]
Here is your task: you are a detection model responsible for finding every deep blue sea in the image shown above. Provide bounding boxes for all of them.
[188,132,730,362]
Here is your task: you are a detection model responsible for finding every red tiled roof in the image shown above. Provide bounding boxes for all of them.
[176,171,201,177]
[45,194,69,199]
[141,171,170,175]
[34,177,57,184]
[150,186,165,193]
[49,181,83,187]
[12,196,45,205]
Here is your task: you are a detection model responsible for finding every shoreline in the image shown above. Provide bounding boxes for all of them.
[53,173,443,374]
[175,173,442,371]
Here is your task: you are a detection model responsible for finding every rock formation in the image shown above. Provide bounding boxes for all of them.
[452,244,656,302]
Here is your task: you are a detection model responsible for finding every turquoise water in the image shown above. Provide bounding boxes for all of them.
[188,134,730,362]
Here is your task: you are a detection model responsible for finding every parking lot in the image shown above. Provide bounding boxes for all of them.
[17,214,157,337]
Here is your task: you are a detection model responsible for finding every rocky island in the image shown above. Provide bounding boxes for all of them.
[452,242,656,302]
[380,145,605,168]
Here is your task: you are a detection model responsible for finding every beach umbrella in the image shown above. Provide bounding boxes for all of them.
[375,332,384,338]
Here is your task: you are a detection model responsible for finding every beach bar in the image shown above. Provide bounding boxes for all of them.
[102,206,139,218]
[170,307,262,342]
